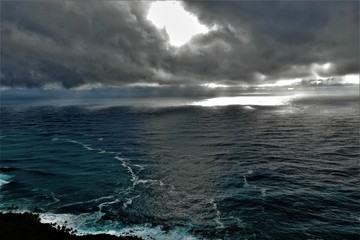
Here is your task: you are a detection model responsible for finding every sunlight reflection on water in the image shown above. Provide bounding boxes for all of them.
[190,95,298,107]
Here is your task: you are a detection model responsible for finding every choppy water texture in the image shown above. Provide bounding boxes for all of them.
[1,93,359,239]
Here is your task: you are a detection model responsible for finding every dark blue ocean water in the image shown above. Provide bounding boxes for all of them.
[1,92,359,239]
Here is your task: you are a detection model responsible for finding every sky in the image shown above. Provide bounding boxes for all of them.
[1,0,359,93]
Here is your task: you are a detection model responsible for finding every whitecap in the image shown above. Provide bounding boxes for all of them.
[243,176,249,187]
[39,212,201,240]
[116,225,201,240]
[83,145,95,151]
[134,179,164,186]
[260,188,267,197]
[40,212,76,226]
[0,173,13,187]
[247,170,253,174]
[243,106,255,110]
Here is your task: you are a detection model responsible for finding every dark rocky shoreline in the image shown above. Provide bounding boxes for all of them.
[0,212,143,240]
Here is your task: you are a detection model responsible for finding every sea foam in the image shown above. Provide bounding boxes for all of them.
[39,212,200,240]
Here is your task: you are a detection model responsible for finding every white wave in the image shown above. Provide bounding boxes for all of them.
[243,176,249,188]
[243,106,255,110]
[260,188,267,197]
[83,144,95,151]
[0,179,10,187]
[40,212,76,226]
[0,209,29,214]
[116,225,200,240]
[0,173,13,187]
[135,179,164,186]
[39,212,201,240]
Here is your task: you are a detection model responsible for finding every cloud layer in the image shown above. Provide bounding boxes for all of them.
[1,1,358,89]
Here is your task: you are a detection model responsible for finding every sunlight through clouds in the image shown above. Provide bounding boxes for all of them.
[147,1,210,47]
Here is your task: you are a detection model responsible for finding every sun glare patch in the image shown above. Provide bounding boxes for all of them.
[191,96,295,107]
[147,1,210,47]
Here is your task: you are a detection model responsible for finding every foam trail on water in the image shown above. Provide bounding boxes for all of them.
[58,138,164,201]
[114,155,163,187]
[115,155,139,184]
[98,199,121,211]
[60,196,115,209]
[209,198,224,229]
[133,164,145,171]
[67,139,99,152]
[136,179,164,186]
[123,194,141,208]
[60,138,117,155]
[243,106,255,110]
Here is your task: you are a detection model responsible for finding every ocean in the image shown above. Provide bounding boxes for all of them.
[0,90,359,239]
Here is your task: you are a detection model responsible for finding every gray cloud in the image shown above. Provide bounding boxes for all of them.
[180,0,359,82]
[1,1,169,88]
[1,1,358,89]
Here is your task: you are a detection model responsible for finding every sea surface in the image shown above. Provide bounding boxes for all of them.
[1,90,359,239]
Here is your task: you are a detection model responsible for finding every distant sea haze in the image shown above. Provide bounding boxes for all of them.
[0,91,359,239]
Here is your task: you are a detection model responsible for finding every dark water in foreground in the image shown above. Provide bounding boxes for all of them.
[1,94,359,239]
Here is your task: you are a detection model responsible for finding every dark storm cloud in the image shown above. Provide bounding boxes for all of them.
[1,1,169,88]
[180,0,359,83]
[1,1,358,89]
